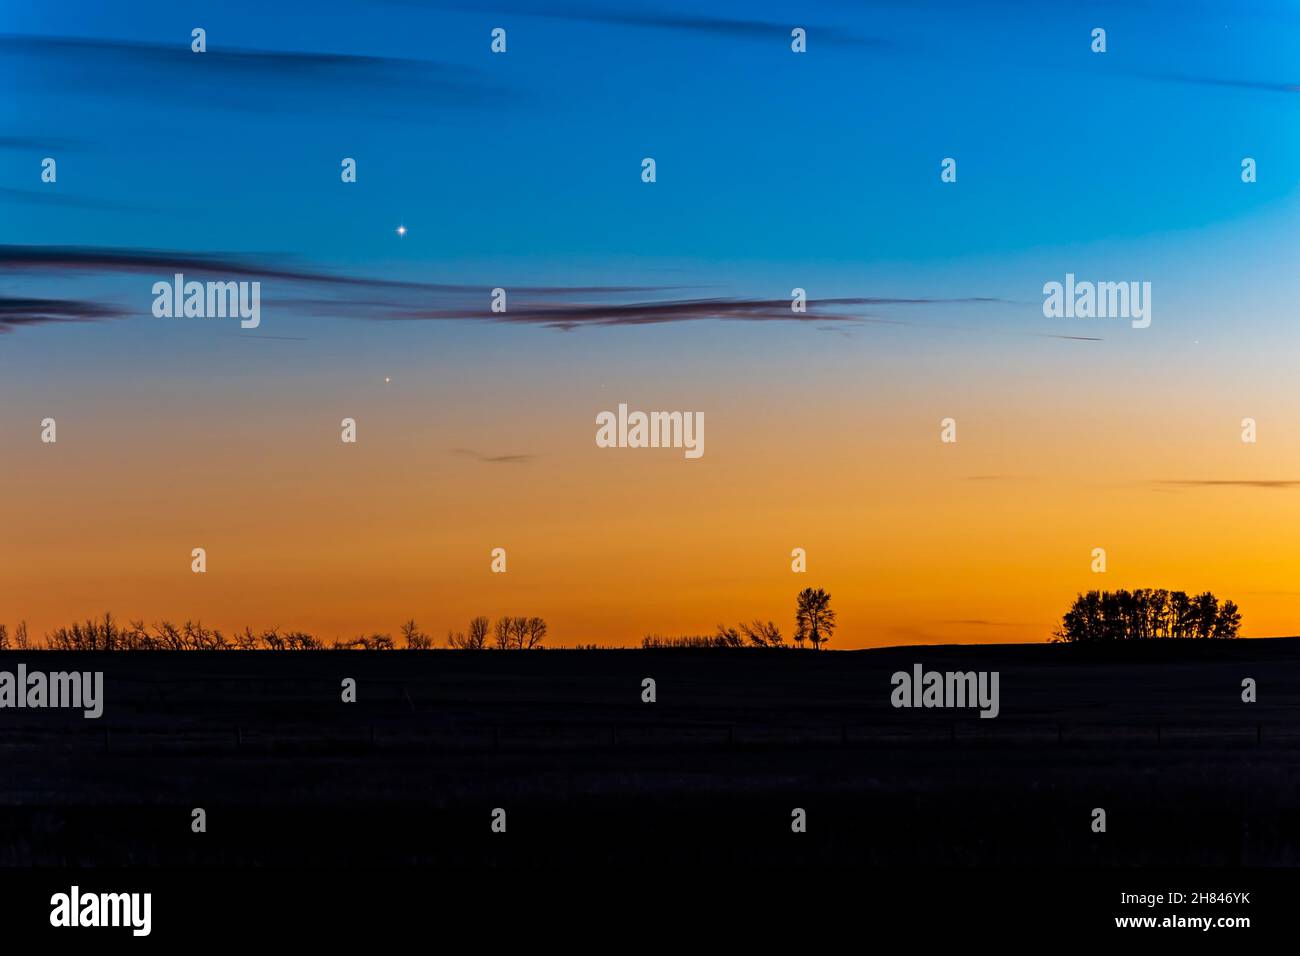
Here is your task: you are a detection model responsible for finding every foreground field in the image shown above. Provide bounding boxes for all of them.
[2,640,1298,866]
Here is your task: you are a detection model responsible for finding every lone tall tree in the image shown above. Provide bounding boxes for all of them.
[795,587,836,649]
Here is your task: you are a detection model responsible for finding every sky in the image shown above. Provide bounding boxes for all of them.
[3,0,1300,647]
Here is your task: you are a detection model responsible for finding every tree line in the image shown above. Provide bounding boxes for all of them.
[445,616,547,650]
[1053,589,1241,643]
[4,588,838,651]
[0,614,548,651]
[642,588,837,649]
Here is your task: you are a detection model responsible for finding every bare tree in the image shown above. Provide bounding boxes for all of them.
[0,624,7,651]
[401,618,433,650]
[13,621,29,650]
[236,626,259,651]
[740,619,784,647]
[714,624,744,647]
[522,616,548,649]
[449,616,490,650]
[125,619,152,650]
[468,616,490,650]
[493,616,513,650]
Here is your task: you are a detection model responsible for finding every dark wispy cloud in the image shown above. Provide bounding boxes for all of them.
[381,295,1005,330]
[0,243,1044,339]
[0,296,127,332]
[0,34,505,115]
[451,447,537,465]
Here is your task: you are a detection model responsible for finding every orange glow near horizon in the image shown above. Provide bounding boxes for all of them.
[5,329,1300,649]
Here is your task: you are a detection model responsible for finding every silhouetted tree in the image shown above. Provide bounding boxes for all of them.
[448,616,490,650]
[714,624,745,647]
[795,588,836,650]
[740,620,784,647]
[401,618,433,650]
[522,616,548,649]
[1214,599,1242,639]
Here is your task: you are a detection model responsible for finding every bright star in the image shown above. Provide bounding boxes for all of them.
[396,225,407,238]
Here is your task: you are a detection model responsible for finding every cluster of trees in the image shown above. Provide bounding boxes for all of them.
[1053,589,1241,643]
[445,616,547,650]
[642,588,837,650]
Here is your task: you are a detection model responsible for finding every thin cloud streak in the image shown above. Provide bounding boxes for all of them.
[1131,71,1300,94]
[0,245,662,295]
[0,34,506,115]
[1156,479,1300,489]
[403,2,889,48]
[0,187,153,212]
[451,448,537,464]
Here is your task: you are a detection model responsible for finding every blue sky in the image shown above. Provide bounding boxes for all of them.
[6,0,1298,281]
[5,0,1300,422]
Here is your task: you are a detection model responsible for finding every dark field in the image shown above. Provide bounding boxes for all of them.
[2,639,1299,867]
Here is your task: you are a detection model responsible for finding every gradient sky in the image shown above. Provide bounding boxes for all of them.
[4,0,1300,647]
